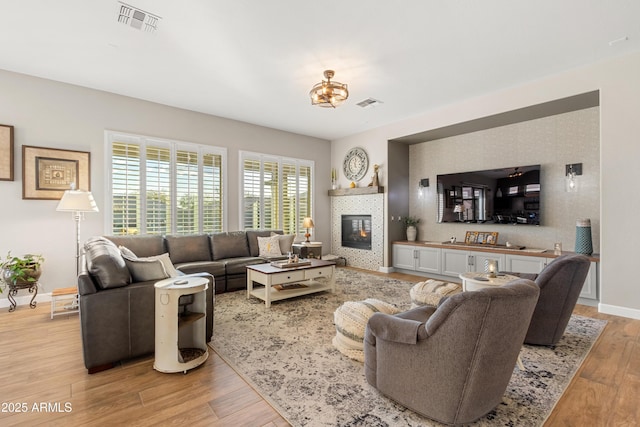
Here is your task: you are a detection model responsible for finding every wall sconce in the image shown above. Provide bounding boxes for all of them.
[418,178,429,196]
[565,163,582,192]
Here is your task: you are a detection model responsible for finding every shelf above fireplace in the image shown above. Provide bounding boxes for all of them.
[328,186,384,196]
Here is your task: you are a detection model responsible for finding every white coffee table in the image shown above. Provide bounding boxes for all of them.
[459,272,520,292]
[246,259,335,308]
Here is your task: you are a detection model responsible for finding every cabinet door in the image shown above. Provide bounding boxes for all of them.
[393,245,416,270]
[470,252,506,273]
[579,262,598,300]
[441,249,469,277]
[415,246,441,274]
[504,254,548,274]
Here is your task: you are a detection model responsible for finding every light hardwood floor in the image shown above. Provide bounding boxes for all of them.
[0,268,638,426]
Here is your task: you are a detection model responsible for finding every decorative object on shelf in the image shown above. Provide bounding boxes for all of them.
[302,217,315,243]
[349,181,356,188]
[22,145,91,200]
[309,70,349,108]
[402,216,420,242]
[565,163,582,192]
[464,231,499,246]
[343,147,369,181]
[331,167,337,190]
[56,184,99,276]
[575,218,593,255]
[453,204,464,221]
[554,242,563,255]
[0,124,14,181]
[368,164,380,187]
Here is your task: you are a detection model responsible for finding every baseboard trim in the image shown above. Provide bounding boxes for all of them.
[598,303,640,320]
[0,292,52,309]
[378,266,394,273]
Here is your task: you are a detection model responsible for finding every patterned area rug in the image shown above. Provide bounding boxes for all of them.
[210,268,606,427]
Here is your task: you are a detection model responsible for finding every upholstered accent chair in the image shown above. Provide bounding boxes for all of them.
[518,254,591,346]
[364,279,540,425]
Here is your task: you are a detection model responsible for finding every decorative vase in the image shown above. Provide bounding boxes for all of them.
[406,226,417,242]
[575,218,593,255]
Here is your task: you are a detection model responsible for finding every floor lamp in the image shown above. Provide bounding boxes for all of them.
[56,186,99,277]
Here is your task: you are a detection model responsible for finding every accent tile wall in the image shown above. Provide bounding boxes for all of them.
[330,194,384,270]
[409,107,600,252]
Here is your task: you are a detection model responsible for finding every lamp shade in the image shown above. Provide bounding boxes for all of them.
[56,190,99,212]
[453,205,463,213]
[302,217,315,228]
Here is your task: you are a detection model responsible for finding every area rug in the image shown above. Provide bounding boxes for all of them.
[210,268,606,427]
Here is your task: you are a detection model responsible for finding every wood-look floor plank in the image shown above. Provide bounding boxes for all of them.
[0,267,638,427]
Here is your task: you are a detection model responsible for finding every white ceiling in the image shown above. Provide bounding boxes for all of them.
[1,0,639,141]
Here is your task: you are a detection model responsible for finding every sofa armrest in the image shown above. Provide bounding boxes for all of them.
[78,273,98,295]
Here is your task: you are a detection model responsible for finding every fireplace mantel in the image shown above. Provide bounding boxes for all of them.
[328,186,384,196]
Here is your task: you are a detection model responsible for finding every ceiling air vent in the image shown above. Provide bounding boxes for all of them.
[118,2,161,33]
[356,98,384,109]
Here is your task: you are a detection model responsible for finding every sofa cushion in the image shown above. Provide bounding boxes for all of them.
[258,235,282,257]
[120,247,178,282]
[224,257,265,275]
[105,235,166,258]
[165,234,211,264]
[247,230,283,256]
[211,231,251,260]
[175,261,226,278]
[84,237,131,289]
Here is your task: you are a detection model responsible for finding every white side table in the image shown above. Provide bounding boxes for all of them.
[154,276,209,373]
[459,272,520,292]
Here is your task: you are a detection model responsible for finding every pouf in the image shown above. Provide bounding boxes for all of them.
[410,279,462,308]
[332,298,401,362]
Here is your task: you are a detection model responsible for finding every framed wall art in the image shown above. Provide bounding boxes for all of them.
[0,124,14,181]
[22,145,91,200]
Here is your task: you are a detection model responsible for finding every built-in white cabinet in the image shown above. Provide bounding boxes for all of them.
[504,254,550,274]
[442,249,506,277]
[393,244,440,274]
[392,243,598,302]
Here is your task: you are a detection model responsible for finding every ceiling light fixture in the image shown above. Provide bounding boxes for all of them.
[309,70,349,108]
[508,167,523,178]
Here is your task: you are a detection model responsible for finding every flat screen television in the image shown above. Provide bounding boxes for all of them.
[436,165,541,225]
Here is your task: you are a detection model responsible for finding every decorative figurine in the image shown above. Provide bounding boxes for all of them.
[368,164,379,187]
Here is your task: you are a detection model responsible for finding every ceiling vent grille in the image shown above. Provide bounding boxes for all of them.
[356,98,384,108]
[118,2,161,33]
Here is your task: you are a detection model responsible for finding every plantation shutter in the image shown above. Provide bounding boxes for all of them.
[111,142,141,234]
[203,152,222,233]
[146,145,171,235]
[175,148,199,234]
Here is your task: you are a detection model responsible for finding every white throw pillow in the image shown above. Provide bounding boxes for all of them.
[271,232,295,254]
[257,235,282,256]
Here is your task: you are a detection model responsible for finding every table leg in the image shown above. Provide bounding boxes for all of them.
[264,278,271,309]
[246,270,253,299]
[329,265,336,293]
[28,284,38,309]
[7,287,17,312]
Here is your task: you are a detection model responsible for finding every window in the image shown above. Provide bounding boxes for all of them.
[240,151,313,235]
[106,131,226,235]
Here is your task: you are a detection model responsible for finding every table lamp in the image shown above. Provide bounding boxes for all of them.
[453,204,464,222]
[302,217,314,243]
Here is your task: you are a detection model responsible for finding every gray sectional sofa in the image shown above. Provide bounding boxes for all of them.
[78,229,291,373]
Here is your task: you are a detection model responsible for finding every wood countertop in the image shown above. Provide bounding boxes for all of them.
[393,240,600,262]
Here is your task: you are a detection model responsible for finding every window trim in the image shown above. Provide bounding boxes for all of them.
[239,150,314,234]
[105,130,227,235]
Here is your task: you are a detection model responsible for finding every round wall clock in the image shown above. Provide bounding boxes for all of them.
[343,147,369,181]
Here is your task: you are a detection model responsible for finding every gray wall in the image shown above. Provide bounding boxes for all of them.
[0,69,330,299]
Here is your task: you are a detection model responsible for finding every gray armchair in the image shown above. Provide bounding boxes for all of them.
[519,254,591,345]
[364,279,539,425]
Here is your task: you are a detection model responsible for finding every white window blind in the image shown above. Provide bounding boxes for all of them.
[106,131,226,235]
[240,152,313,235]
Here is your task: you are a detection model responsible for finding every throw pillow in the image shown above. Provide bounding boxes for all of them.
[271,232,295,254]
[84,237,131,289]
[257,235,282,257]
[119,246,180,282]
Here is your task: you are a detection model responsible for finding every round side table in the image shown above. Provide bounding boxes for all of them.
[459,272,520,292]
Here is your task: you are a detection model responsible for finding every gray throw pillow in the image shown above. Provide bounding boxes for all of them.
[272,232,295,254]
[119,246,179,282]
[84,237,131,289]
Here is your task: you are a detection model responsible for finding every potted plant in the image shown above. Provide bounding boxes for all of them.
[1,252,44,290]
[402,216,420,241]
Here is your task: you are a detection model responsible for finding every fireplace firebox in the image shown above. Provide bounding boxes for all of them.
[341,215,372,250]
